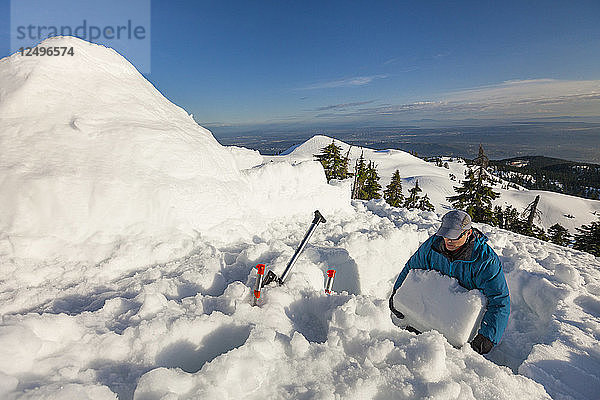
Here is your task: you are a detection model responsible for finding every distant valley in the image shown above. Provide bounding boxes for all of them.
[213,122,600,164]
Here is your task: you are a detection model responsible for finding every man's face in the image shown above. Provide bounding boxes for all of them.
[443,229,472,251]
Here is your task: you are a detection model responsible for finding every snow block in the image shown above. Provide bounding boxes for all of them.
[392,269,486,347]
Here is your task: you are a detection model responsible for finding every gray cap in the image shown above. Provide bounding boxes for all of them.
[436,210,472,239]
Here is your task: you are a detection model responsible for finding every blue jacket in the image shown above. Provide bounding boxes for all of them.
[393,229,510,344]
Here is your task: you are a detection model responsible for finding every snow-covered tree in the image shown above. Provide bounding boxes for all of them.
[404,180,422,209]
[447,168,499,224]
[493,205,505,228]
[417,193,435,211]
[548,223,572,247]
[502,205,523,232]
[352,152,368,199]
[573,218,600,256]
[522,195,542,233]
[363,161,381,200]
[517,195,548,240]
[383,169,403,207]
[314,140,349,182]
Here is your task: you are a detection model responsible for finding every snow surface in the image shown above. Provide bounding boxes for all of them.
[1,38,599,399]
[392,270,487,347]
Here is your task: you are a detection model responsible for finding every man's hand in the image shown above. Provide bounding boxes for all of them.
[470,334,494,354]
[389,291,405,319]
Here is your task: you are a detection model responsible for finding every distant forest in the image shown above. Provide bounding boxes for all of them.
[488,156,600,200]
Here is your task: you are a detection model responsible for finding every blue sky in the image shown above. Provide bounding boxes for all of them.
[1,1,600,128]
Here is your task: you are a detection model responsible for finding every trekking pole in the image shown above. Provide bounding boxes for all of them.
[263,210,326,287]
[278,210,326,285]
[325,269,336,294]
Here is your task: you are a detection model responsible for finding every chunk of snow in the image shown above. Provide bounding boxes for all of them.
[392,269,486,347]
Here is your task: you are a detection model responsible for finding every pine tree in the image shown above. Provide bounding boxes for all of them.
[493,205,505,228]
[548,223,572,246]
[522,195,542,235]
[417,193,435,211]
[448,169,476,209]
[352,152,368,199]
[573,218,600,256]
[404,180,422,209]
[332,145,349,180]
[531,226,549,241]
[363,161,382,200]
[447,145,499,224]
[504,205,526,233]
[314,140,349,182]
[383,169,404,207]
[493,204,525,233]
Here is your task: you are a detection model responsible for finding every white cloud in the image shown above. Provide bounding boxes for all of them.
[298,75,388,90]
[314,100,376,111]
[443,79,600,103]
[311,79,600,121]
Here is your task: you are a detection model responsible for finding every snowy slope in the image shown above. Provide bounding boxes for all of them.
[0,37,350,267]
[2,202,600,400]
[1,39,599,400]
[269,135,600,233]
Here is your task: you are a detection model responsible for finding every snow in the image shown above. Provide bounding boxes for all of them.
[0,36,350,267]
[1,37,599,399]
[392,270,487,347]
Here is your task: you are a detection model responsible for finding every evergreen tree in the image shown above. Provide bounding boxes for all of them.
[573,218,600,256]
[505,205,527,234]
[314,140,349,182]
[363,161,382,200]
[522,195,542,234]
[447,146,500,224]
[531,226,549,241]
[417,193,435,211]
[404,180,422,209]
[383,169,404,207]
[514,195,548,240]
[548,223,572,246]
[493,204,524,233]
[493,205,505,228]
[448,168,476,210]
[352,152,368,199]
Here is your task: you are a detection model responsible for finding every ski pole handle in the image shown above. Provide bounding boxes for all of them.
[312,210,327,224]
[325,269,336,294]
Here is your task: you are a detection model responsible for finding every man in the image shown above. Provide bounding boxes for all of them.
[389,210,510,354]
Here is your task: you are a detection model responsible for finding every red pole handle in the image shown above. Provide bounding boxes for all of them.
[325,269,336,293]
[253,264,266,302]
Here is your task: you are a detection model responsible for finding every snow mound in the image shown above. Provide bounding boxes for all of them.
[0,38,350,264]
[392,269,487,347]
